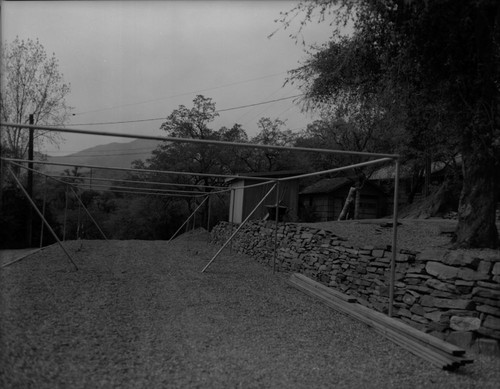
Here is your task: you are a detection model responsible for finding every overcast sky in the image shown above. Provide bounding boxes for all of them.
[2,1,335,156]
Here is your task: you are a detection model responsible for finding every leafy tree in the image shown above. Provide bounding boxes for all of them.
[279,0,500,248]
[0,37,72,159]
[238,117,299,172]
[151,95,226,187]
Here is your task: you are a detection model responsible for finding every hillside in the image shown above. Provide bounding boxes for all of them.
[41,139,160,181]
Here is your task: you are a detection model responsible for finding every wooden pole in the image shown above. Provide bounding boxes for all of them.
[27,114,34,246]
[338,187,356,221]
[7,166,78,271]
[389,158,400,317]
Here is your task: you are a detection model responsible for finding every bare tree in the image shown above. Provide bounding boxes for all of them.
[1,37,72,160]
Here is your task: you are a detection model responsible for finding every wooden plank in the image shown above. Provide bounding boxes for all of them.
[288,276,473,369]
[287,278,460,369]
[350,298,466,356]
[290,273,358,302]
[290,273,466,356]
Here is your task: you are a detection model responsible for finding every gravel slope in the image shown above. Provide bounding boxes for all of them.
[1,234,499,388]
[300,219,456,252]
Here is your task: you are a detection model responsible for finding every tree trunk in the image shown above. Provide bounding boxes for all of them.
[453,2,500,249]
[424,151,431,197]
[454,152,499,248]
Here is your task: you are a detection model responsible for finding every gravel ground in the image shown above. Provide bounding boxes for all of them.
[300,219,457,252]
[1,232,500,388]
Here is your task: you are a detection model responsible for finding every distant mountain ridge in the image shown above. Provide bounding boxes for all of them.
[44,139,160,174]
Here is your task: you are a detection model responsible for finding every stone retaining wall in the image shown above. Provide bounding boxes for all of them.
[211,220,500,354]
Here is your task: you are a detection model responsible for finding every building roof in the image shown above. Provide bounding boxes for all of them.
[299,177,354,195]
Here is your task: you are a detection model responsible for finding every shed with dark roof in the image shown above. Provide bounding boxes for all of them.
[299,177,388,221]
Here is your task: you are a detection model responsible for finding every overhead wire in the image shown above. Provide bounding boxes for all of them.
[69,94,304,126]
[72,71,289,116]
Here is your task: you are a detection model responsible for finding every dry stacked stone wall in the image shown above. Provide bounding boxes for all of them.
[211,220,500,354]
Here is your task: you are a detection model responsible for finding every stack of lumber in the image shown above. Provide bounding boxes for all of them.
[288,273,474,371]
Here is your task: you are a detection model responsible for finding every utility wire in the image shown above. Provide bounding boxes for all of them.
[73,71,288,116]
[69,94,304,127]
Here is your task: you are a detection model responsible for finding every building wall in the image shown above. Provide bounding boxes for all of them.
[232,179,299,223]
[229,179,245,223]
[300,185,387,221]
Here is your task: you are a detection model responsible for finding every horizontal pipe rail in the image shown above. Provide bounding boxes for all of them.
[2,157,275,182]
[0,122,400,159]
[58,175,225,190]
[73,182,210,195]
[278,157,395,182]
[7,161,205,199]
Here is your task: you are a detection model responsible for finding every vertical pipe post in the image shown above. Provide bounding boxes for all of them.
[185,199,191,234]
[206,193,212,242]
[388,158,400,317]
[273,180,280,274]
[39,176,47,248]
[230,188,235,253]
[192,200,196,232]
[63,185,68,241]
[76,193,82,240]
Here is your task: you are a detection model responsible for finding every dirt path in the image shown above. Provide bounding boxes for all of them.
[1,237,499,388]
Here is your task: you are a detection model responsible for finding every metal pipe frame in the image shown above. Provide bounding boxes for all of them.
[0,123,401,310]
[40,176,48,248]
[206,194,212,241]
[69,186,109,241]
[6,165,78,271]
[388,158,400,317]
[2,157,275,182]
[167,195,210,243]
[201,183,277,273]
[72,182,209,196]
[273,180,280,274]
[1,122,400,159]
[63,185,68,241]
[7,160,207,200]
[229,188,236,253]
[79,187,205,198]
[277,157,394,182]
[57,174,225,190]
